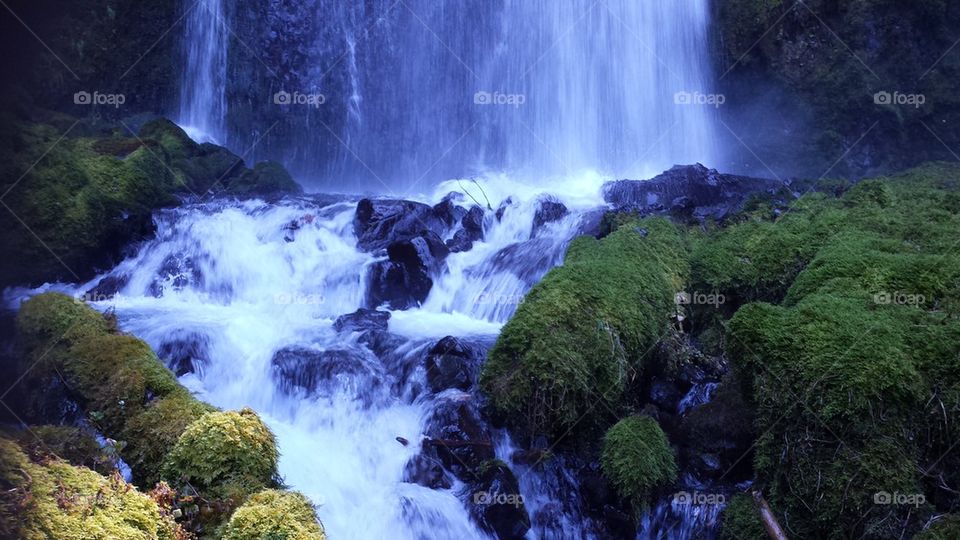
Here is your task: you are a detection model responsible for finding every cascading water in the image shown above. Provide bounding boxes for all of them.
[213,0,721,190]
[178,0,228,145]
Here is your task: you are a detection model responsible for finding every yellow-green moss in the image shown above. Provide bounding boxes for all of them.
[221,490,325,540]
[1,436,180,540]
[161,408,279,501]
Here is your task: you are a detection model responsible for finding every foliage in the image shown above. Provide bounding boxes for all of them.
[600,416,677,509]
[0,436,182,540]
[220,490,326,540]
[161,408,280,502]
[718,493,767,540]
[480,218,688,440]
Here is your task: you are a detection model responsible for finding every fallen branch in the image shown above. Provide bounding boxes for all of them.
[753,490,789,540]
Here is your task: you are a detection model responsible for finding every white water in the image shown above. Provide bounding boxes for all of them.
[5,177,612,539]
[178,0,228,144]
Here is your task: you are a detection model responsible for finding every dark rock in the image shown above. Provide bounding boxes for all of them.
[678,376,756,481]
[649,379,686,412]
[468,461,531,540]
[602,164,790,222]
[447,206,486,253]
[333,308,391,334]
[423,395,495,478]
[157,332,211,376]
[425,336,480,392]
[149,253,201,298]
[489,238,564,287]
[433,194,467,228]
[354,198,446,252]
[271,347,386,405]
[83,274,129,301]
[531,197,568,237]
[224,160,303,196]
[495,197,515,222]
[366,233,449,309]
[403,453,452,490]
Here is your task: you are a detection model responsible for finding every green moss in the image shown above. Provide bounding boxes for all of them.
[600,416,677,509]
[221,489,325,540]
[120,392,216,486]
[0,436,180,540]
[916,515,960,539]
[161,408,280,501]
[718,493,766,540]
[480,218,688,440]
[225,160,303,196]
[11,426,114,475]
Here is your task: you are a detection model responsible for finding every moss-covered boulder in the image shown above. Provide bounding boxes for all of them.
[718,493,766,540]
[226,160,303,196]
[161,408,280,501]
[0,437,182,540]
[221,489,326,540]
[600,415,677,509]
[480,218,688,440]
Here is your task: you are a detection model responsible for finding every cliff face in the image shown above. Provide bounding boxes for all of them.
[714,0,960,179]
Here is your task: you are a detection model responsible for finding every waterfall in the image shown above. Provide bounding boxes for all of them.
[178,0,228,145]
[206,0,721,191]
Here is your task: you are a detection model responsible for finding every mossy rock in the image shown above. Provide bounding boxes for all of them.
[600,415,677,510]
[718,493,766,540]
[480,218,688,440]
[161,408,280,501]
[0,436,181,540]
[221,489,326,540]
[916,515,960,539]
[225,160,303,196]
[10,426,115,476]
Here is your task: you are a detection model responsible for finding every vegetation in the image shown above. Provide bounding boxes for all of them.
[161,408,280,502]
[718,493,766,540]
[600,416,677,509]
[221,490,326,540]
[0,436,183,540]
[480,218,688,440]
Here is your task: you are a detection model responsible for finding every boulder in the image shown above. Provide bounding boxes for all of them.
[602,164,790,222]
[270,347,386,405]
[422,396,495,478]
[447,206,486,253]
[365,232,449,309]
[531,197,569,237]
[333,308,391,334]
[354,198,446,252]
[157,332,211,376]
[403,453,452,490]
[468,461,531,540]
[425,336,480,392]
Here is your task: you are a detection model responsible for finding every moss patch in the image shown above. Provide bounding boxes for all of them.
[600,415,677,510]
[480,218,688,440]
[221,489,326,540]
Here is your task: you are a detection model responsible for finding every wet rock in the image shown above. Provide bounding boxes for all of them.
[271,347,386,405]
[495,197,515,222]
[423,396,495,478]
[354,198,446,252]
[403,453,452,490]
[447,206,486,253]
[157,332,211,376]
[83,274,129,301]
[603,164,790,222]
[678,376,755,481]
[149,253,201,297]
[333,308,391,334]
[489,238,563,286]
[649,379,686,412]
[531,197,568,237]
[433,194,467,228]
[366,233,449,309]
[468,461,531,540]
[425,336,480,392]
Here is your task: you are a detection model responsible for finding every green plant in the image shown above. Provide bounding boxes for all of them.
[600,416,677,509]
